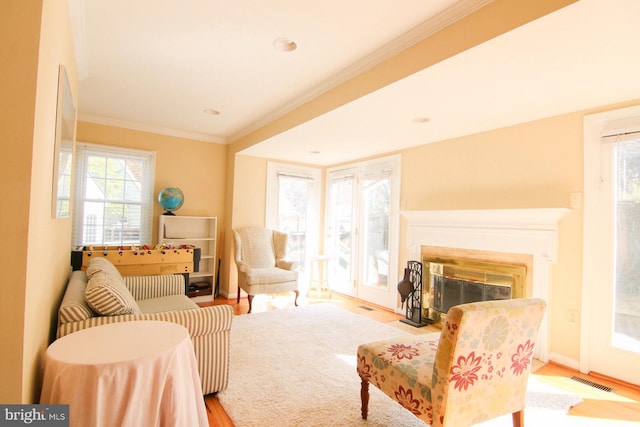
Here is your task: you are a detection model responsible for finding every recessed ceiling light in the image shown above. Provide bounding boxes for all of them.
[204,108,220,116]
[273,37,297,52]
[412,117,430,123]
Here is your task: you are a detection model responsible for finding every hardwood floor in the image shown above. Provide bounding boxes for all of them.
[199,293,640,427]
[534,363,640,424]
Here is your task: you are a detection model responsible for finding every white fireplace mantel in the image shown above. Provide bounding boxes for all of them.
[402,208,570,361]
[403,208,571,232]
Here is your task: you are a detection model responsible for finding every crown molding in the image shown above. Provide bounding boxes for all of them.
[78,113,227,144]
[229,0,493,142]
[70,0,491,144]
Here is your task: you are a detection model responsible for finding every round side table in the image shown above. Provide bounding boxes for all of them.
[40,321,207,427]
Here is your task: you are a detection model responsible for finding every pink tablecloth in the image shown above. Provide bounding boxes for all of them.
[40,321,207,427]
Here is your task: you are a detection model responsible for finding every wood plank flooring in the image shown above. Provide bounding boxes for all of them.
[199,293,640,426]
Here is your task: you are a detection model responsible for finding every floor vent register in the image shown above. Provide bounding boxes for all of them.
[569,375,615,393]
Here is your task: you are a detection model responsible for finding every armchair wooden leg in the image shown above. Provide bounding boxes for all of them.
[360,377,370,420]
[293,290,299,306]
[512,409,524,427]
[237,286,240,304]
[247,295,254,313]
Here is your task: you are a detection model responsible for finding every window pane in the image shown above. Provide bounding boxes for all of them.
[106,158,125,179]
[614,139,640,352]
[82,201,105,244]
[328,177,354,288]
[124,179,142,202]
[277,175,310,272]
[105,179,124,201]
[126,159,144,182]
[88,156,106,178]
[362,173,390,288]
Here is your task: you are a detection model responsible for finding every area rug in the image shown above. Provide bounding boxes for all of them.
[217,304,582,426]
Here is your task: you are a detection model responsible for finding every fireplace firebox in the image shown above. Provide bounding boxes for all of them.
[423,256,527,320]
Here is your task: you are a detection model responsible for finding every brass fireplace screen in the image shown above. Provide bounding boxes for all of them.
[424,257,527,317]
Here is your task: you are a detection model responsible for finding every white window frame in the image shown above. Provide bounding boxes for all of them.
[72,142,156,247]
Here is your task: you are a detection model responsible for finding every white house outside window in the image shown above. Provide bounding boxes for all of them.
[72,143,155,247]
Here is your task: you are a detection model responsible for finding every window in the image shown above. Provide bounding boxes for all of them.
[72,143,156,247]
[266,162,321,279]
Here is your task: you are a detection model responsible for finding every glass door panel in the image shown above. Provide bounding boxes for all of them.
[360,172,390,288]
[276,174,312,276]
[265,163,321,295]
[613,140,640,353]
[326,171,357,297]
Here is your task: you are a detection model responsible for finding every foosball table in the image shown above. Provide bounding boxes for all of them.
[71,245,201,294]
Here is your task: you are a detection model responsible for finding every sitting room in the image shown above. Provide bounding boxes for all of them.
[2,0,640,426]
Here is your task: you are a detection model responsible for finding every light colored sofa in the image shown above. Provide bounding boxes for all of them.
[57,258,233,395]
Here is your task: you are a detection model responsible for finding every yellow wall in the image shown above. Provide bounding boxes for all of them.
[0,0,41,404]
[231,155,268,228]
[76,122,228,246]
[220,155,269,296]
[229,100,640,365]
[0,0,78,403]
[401,111,584,360]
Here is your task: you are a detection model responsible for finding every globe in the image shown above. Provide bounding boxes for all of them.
[158,187,184,215]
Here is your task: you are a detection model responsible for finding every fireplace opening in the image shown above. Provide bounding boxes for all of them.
[417,246,531,323]
[427,260,526,315]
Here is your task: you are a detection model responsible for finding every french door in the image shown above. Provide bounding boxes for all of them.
[325,156,400,309]
[583,107,640,385]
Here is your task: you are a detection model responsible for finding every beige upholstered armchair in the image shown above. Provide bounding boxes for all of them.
[357,298,546,427]
[233,226,299,313]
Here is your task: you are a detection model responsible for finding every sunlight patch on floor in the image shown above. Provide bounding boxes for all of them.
[561,415,640,426]
[532,374,635,403]
[336,353,356,368]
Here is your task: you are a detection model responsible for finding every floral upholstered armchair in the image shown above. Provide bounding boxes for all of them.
[233,226,299,313]
[357,298,546,427]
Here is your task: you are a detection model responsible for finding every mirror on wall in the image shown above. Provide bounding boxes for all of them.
[52,64,75,219]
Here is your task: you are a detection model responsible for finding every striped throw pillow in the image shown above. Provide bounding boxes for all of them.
[85,261,141,316]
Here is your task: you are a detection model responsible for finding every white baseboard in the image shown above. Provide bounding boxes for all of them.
[547,352,580,371]
[219,290,235,299]
[190,294,214,304]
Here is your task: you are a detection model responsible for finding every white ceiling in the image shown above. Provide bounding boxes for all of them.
[72,0,640,166]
